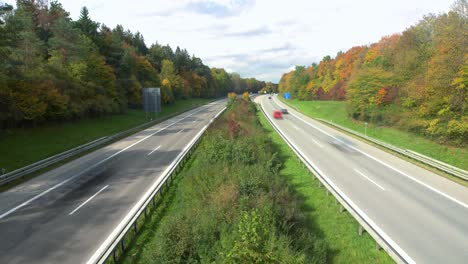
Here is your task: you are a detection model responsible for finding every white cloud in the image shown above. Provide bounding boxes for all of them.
[4,0,453,82]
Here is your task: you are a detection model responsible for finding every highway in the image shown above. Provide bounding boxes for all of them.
[257,95,468,264]
[0,100,226,264]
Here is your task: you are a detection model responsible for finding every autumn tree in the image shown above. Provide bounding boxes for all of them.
[277,1,468,144]
[0,2,269,128]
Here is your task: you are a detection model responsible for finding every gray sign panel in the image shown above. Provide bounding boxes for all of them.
[143,88,161,114]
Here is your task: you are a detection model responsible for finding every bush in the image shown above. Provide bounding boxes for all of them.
[446,118,468,144]
[140,99,330,263]
[242,91,250,101]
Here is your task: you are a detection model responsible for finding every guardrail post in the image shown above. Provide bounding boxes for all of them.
[133,222,137,233]
[326,189,329,196]
[358,225,364,236]
[318,181,322,187]
[339,205,345,213]
[120,239,125,251]
[113,249,117,263]
[376,242,381,250]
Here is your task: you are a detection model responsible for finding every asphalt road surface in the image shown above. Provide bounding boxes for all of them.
[258,95,468,264]
[0,100,226,264]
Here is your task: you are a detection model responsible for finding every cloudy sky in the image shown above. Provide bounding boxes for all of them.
[6,0,453,82]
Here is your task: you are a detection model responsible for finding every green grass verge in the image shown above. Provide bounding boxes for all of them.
[0,98,212,173]
[279,98,467,171]
[257,108,393,264]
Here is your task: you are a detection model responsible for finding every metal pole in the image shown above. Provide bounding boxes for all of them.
[340,205,345,213]
[376,242,381,250]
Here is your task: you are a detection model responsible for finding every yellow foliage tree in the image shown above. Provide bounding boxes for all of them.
[242,91,250,101]
[228,92,237,100]
[161,78,174,104]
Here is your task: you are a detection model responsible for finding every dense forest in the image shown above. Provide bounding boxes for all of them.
[279,1,467,145]
[0,0,273,128]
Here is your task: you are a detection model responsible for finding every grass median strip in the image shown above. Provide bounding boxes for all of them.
[118,98,393,263]
[119,98,332,263]
[257,107,393,263]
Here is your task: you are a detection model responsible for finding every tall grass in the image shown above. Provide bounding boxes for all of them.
[121,99,330,263]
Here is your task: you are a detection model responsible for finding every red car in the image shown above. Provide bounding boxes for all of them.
[273,110,283,119]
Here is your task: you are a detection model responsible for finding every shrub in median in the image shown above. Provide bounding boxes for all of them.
[140,99,329,263]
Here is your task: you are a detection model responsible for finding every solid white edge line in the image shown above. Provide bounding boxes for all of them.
[176,128,184,134]
[147,145,161,156]
[86,106,226,264]
[261,97,415,264]
[0,177,73,219]
[273,96,468,209]
[0,106,209,220]
[69,185,109,215]
[354,169,386,191]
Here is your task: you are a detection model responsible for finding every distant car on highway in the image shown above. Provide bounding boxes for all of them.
[281,108,288,114]
[273,110,283,119]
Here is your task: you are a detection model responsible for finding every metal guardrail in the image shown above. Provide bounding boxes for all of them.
[275,97,467,181]
[0,103,211,186]
[258,102,412,264]
[315,119,468,181]
[0,136,108,185]
[87,106,226,264]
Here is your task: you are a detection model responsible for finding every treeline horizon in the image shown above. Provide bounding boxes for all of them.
[279,0,467,145]
[0,0,275,128]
